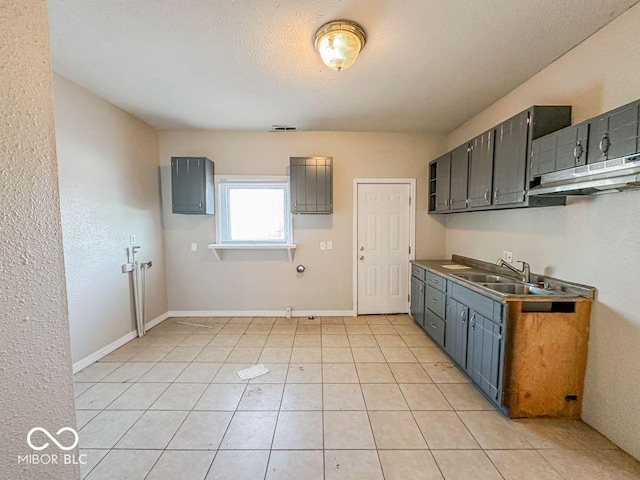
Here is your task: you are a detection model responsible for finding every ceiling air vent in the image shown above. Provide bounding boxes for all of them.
[271,125,298,132]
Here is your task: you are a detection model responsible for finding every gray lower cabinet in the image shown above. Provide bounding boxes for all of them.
[445,298,468,368]
[466,312,502,401]
[411,264,505,410]
[171,156,215,214]
[290,157,333,214]
[411,265,446,348]
[410,274,426,328]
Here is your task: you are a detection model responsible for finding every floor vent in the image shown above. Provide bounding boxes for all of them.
[271,125,298,132]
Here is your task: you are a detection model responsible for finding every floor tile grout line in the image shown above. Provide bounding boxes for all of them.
[78,316,636,479]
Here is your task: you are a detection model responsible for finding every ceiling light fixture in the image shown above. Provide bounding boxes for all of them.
[314,20,367,72]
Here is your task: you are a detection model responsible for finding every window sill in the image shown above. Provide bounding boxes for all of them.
[208,243,297,262]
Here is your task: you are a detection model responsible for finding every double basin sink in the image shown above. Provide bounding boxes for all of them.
[451,273,567,297]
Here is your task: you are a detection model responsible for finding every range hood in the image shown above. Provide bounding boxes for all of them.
[528,153,640,196]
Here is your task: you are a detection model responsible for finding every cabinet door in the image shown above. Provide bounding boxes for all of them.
[468,131,494,208]
[434,153,451,212]
[588,102,640,164]
[445,298,468,368]
[555,123,589,171]
[449,144,469,210]
[493,111,529,205]
[467,312,502,401]
[410,277,425,327]
[530,132,557,178]
[171,157,206,214]
[290,157,333,214]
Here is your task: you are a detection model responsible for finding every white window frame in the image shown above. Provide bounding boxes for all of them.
[215,175,293,246]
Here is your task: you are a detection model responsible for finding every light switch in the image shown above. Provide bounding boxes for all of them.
[327,241,333,250]
[130,234,136,244]
[191,243,198,252]
[320,241,326,251]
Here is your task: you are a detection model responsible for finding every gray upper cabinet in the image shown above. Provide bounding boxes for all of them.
[171,156,215,215]
[555,122,589,171]
[468,130,495,208]
[290,157,333,214]
[430,105,570,214]
[530,99,640,183]
[432,153,451,212]
[449,144,469,211]
[587,100,640,164]
[493,111,530,205]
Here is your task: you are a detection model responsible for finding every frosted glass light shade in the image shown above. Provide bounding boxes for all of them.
[314,20,366,72]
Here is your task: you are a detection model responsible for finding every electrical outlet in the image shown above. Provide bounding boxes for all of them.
[320,241,326,251]
[191,243,198,252]
[130,234,136,244]
[285,306,292,318]
[326,241,333,250]
[503,250,513,263]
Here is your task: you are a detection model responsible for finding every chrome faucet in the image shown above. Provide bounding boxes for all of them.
[496,258,531,283]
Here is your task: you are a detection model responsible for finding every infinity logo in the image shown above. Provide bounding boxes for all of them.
[27,427,79,451]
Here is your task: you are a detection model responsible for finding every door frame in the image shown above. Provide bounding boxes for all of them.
[352,178,416,315]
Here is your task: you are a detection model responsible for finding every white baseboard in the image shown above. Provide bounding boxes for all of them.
[167,310,355,318]
[146,311,171,329]
[72,311,170,373]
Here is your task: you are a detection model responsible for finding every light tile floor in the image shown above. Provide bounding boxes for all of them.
[74,315,640,479]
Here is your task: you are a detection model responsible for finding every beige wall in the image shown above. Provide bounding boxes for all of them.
[0,2,79,478]
[445,3,640,459]
[159,131,446,312]
[53,75,168,364]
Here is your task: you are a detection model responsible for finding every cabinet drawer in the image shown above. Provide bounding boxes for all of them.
[450,283,502,323]
[411,265,426,281]
[425,310,445,347]
[428,272,447,292]
[426,286,446,318]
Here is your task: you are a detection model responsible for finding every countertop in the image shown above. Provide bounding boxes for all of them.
[411,255,595,303]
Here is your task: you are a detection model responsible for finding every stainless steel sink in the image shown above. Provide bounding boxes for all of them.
[452,273,519,284]
[480,283,557,296]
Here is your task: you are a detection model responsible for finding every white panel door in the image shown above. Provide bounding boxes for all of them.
[357,183,410,314]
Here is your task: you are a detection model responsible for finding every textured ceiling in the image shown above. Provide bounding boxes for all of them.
[48,0,638,133]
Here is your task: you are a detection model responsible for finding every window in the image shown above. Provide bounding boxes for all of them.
[217,177,292,245]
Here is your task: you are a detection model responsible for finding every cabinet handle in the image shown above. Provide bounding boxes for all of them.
[431,298,438,303]
[432,278,440,285]
[465,198,470,207]
[199,201,203,210]
[430,323,437,329]
[419,285,423,293]
[574,141,584,162]
[444,199,449,207]
[599,134,610,155]
[484,189,490,203]
[470,314,476,329]
[494,188,499,202]
[461,310,467,322]
[450,197,454,207]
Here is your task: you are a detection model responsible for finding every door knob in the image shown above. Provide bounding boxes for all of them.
[359,256,364,261]
[360,246,364,251]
